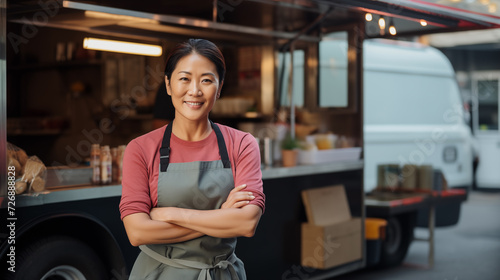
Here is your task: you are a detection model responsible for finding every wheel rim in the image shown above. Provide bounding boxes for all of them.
[41,265,87,280]
[384,218,402,255]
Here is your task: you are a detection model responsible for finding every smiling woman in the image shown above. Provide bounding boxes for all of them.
[164,39,225,140]
[167,53,221,134]
[119,39,265,280]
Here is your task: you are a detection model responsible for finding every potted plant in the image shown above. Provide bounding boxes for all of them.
[281,135,300,167]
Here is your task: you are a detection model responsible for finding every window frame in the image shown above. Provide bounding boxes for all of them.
[471,71,500,134]
[305,23,363,114]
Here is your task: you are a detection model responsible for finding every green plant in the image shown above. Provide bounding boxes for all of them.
[281,135,300,150]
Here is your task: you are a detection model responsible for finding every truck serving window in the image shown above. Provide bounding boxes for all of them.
[278,50,305,108]
[476,79,499,131]
[318,31,349,108]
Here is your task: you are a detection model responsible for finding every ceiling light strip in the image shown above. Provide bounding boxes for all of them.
[83,37,162,56]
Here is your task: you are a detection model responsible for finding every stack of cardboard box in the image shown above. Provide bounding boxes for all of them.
[301,185,362,269]
[377,164,448,191]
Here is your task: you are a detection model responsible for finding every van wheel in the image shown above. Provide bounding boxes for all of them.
[9,236,108,280]
[379,213,416,267]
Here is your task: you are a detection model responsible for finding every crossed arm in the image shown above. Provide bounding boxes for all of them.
[123,184,262,246]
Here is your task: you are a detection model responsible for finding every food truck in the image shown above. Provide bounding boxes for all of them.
[2,1,500,279]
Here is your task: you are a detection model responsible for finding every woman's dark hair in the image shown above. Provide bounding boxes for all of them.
[164,39,226,83]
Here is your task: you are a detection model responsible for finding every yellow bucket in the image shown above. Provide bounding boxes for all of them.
[365,218,387,240]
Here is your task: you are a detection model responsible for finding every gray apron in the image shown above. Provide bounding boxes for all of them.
[129,121,246,280]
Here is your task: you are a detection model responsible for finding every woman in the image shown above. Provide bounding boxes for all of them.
[119,39,265,280]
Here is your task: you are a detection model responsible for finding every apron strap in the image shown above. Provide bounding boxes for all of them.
[210,120,231,169]
[159,123,173,172]
[139,245,239,280]
[159,120,231,172]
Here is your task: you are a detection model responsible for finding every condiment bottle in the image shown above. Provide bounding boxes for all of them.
[91,144,100,185]
[100,145,112,184]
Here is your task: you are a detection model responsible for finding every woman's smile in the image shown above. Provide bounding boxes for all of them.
[184,101,204,108]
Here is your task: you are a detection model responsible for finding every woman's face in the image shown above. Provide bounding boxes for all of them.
[166,52,222,123]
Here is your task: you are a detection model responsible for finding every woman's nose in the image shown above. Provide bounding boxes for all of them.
[188,83,202,96]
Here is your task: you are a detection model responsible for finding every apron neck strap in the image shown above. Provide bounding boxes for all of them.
[159,122,172,172]
[159,120,231,172]
[210,120,231,169]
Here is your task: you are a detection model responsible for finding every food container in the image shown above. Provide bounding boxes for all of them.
[298,147,362,165]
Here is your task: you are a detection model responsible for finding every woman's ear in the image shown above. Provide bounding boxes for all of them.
[216,80,224,99]
[165,76,172,96]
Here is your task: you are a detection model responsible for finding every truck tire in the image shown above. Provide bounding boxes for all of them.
[378,214,415,267]
[10,235,108,280]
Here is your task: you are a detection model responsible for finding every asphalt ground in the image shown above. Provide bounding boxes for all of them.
[334,190,500,280]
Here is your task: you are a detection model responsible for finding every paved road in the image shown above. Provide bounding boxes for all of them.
[334,190,500,280]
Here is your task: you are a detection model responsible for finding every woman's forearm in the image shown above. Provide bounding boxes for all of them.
[123,213,204,246]
[153,205,262,238]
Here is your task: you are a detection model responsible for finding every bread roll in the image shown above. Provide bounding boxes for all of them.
[15,181,27,195]
[31,176,46,192]
[17,149,29,167]
[8,158,21,177]
[23,157,47,182]
[7,148,17,161]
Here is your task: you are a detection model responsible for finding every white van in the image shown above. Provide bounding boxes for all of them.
[286,37,474,193]
[363,39,474,192]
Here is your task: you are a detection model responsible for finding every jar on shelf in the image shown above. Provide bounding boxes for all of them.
[90,144,100,185]
[100,145,112,184]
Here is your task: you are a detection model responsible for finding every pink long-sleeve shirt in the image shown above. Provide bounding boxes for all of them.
[119,123,265,219]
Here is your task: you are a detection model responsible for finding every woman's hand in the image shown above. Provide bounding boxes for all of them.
[221,184,255,209]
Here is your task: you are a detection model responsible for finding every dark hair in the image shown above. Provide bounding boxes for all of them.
[164,39,226,83]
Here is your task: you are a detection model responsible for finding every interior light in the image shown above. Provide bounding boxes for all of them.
[84,11,158,24]
[420,19,428,26]
[389,26,397,35]
[389,19,397,35]
[378,16,386,30]
[83,37,162,57]
[365,13,373,22]
[378,16,386,35]
[489,3,497,13]
[480,0,490,5]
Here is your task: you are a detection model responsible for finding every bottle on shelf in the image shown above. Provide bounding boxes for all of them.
[100,145,112,185]
[91,144,100,185]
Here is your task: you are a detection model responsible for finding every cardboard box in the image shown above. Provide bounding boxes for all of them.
[418,165,434,190]
[302,218,362,269]
[376,164,400,188]
[401,164,418,189]
[301,185,362,269]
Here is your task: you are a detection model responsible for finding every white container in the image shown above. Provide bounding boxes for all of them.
[298,147,362,165]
